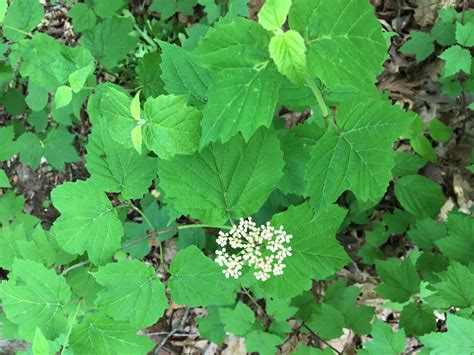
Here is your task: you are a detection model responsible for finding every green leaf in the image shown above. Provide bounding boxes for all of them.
[306,303,345,340]
[361,320,406,355]
[432,261,474,308]
[266,298,297,322]
[32,327,50,355]
[306,97,411,214]
[130,125,142,155]
[219,302,255,336]
[410,134,436,162]
[400,32,434,62]
[269,30,307,84]
[293,344,333,354]
[69,314,155,355]
[258,0,291,32]
[431,8,458,46]
[54,85,73,109]
[177,228,206,250]
[142,95,202,159]
[50,180,124,265]
[439,45,472,77]
[92,0,126,19]
[0,224,26,270]
[93,259,168,328]
[43,127,80,172]
[26,81,49,112]
[197,307,226,344]
[0,168,11,188]
[130,91,141,121]
[392,152,426,177]
[456,22,474,47]
[69,3,97,32]
[159,128,284,225]
[245,331,282,355]
[3,0,44,41]
[375,257,420,303]
[399,302,436,336]
[290,0,388,94]
[436,213,474,265]
[86,119,157,200]
[82,16,138,69]
[428,119,452,143]
[136,52,164,98]
[159,41,211,105]
[169,246,238,306]
[408,218,447,250]
[258,202,349,299]
[394,175,445,218]
[0,126,17,160]
[421,314,474,354]
[69,63,95,93]
[0,0,7,23]
[0,259,71,340]
[192,18,272,70]
[200,63,282,146]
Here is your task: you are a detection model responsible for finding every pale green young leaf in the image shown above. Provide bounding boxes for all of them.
[421,314,474,354]
[400,32,434,62]
[192,18,272,70]
[219,302,255,336]
[69,63,94,93]
[436,213,474,265]
[456,22,474,47]
[245,331,283,355]
[130,91,141,121]
[50,180,123,265]
[394,175,445,218]
[69,314,155,355]
[142,95,202,159]
[130,125,142,155]
[428,119,452,143]
[86,119,158,200]
[375,257,420,303]
[93,260,168,328]
[69,3,97,32]
[159,41,211,105]
[0,0,7,24]
[32,327,50,355]
[269,30,307,84]
[360,320,406,355]
[169,246,238,306]
[439,45,471,77]
[200,64,282,146]
[82,16,138,69]
[258,202,349,299]
[54,86,73,109]
[258,0,291,32]
[0,259,71,340]
[306,97,412,214]
[0,168,11,188]
[3,0,44,41]
[159,128,284,225]
[289,0,388,94]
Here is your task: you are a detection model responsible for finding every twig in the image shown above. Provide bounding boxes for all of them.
[302,323,342,355]
[154,308,191,354]
[146,331,198,337]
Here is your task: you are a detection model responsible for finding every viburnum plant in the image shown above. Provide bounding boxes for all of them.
[0,0,473,354]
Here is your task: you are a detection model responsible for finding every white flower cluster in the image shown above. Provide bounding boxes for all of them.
[215,217,292,281]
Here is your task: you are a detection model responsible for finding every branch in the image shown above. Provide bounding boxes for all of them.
[154,308,191,354]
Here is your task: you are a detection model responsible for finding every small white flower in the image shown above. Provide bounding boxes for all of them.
[214,217,293,282]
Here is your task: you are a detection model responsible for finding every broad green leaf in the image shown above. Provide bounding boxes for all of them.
[399,302,436,336]
[196,307,226,344]
[69,63,95,93]
[136,52,165,98]
[456,22,474,47]
[54,86,73,109]
[28,109,48,131]
[258,0,291,32]
[439,45,471,77]
[306,303,345,340]
[25,81,49,111]
[50,180,123,265]
[258,202,349,299]
[192,18,272,70]
[32,327,50,355]
[266,298,297,322]
[431,8,458,46]
[0,259,71,340]
[360,320,406,355]
[159,41,211,105]
[269,30,307,84]
[169,246,238,306]
[0,224,26,270]
[219,302,255,336]
[86,118,158,200]
[177,227,206,250]
[2,87,25,114]
[394,175,445,218]
[428,119,452,143]
[82,16,138,69]
[142,95,202,159]
[93,260,167,328]
[392,152,426,177]
[42,127,80,172]
[200,63,282,146]
[421,314,474,354]
[66,265,102,308]
[0,168,11,188]
[0,0,7,23]
[290,0,388,94]
[69,314,154,355]
[92,0,126,19]
[17,226,57,267]
[159,128,284,224]
[436,213,474,264]
[400,32,434,62]
[16,132,43,169]
[69,3,97,32]
[306,97,411,214]
[245,331,283,355]
[293,345,333,354]
[408,218,446,250]
[0,126,17,160]
[375,257,420,303]
[432,261,474,308]
[3,0,44,41]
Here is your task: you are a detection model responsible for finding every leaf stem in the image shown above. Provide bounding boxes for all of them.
[61,260,91,276]
[305,76,329,118]
[3,25,33,38]
[60,301,82,355]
